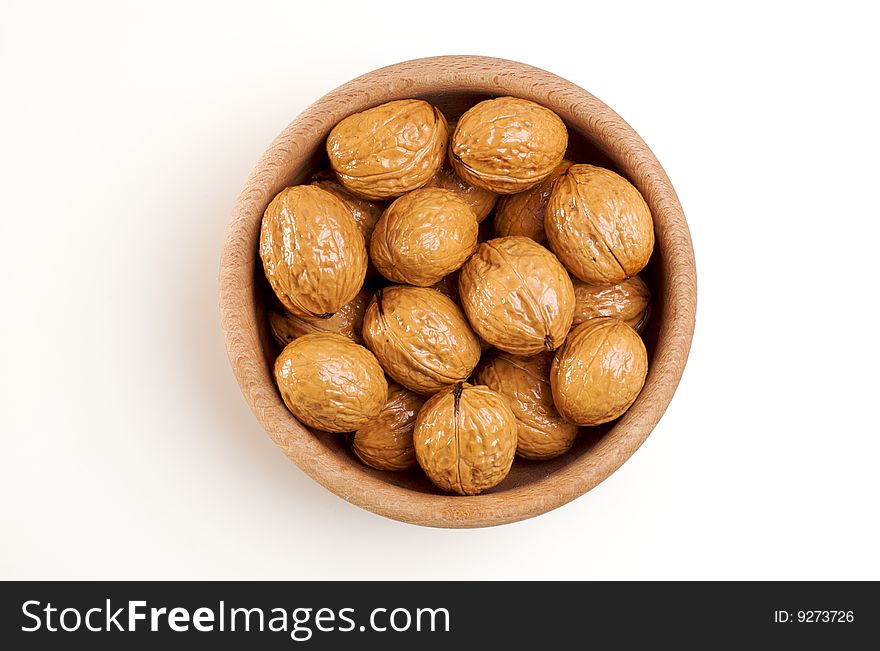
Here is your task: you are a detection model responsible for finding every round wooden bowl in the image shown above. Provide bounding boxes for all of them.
[219,55,696,528]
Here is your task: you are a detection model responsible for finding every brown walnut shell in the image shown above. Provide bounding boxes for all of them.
[362,286,481,396]
[413,383,517,495]
[327,99,448,200]
[474,352,577,461]
[351,383,425,471]
[545,164,654,283]
[274,333,388,433]
[494,159,573,243]
[370,188,478,287]
[260,185,367,318]
[450,97,567,194]
[311,171,384,243]
[458,236,575,355]
[423,160,497,222]
[571,275,651,332]
[550,318,648,426]
[268,287,371,348]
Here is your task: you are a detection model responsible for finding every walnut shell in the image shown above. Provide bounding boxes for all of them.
[260,185,367,318]
[458,236,575,355]
[370,188,478,286]
[268,287,371,348]
[311,171,384,243]
[545,164,654,283]
[551,318,648,426]
[362,286,481,396]
[423,160,497,222]
[327,99,448,200]
[351,383,425,471]
[572,275,651,332]
[474,352,577,460]
[450,97,568,194]
[274,333,388,433]
[413,383,517,495]
[494,159,573,243]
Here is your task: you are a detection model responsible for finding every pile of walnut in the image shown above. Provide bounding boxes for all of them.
[260,97,654,496]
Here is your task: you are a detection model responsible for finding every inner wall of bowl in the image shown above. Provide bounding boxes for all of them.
[253,91,665,495]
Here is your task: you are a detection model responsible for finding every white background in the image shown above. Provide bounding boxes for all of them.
[2,0,878,580]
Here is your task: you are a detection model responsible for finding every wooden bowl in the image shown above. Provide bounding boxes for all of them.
[219,56,696,528]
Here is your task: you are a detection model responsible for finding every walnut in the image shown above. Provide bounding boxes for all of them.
[545,164,654,283]
[550,318,648,426]
[260,185,367,318]
[351,383,425,471]
[370,188,478,286]
[274,333,387,433]
[449,97,567,194]
[571,275,651,332]
[413,383,517,495]
[326,99,448,200]
[362,286,481,396]
[458,236,575,355]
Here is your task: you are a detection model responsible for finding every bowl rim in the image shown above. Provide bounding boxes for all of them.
[219,55,697,528]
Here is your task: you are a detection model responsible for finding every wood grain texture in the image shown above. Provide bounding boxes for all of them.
[218,55,697,528]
